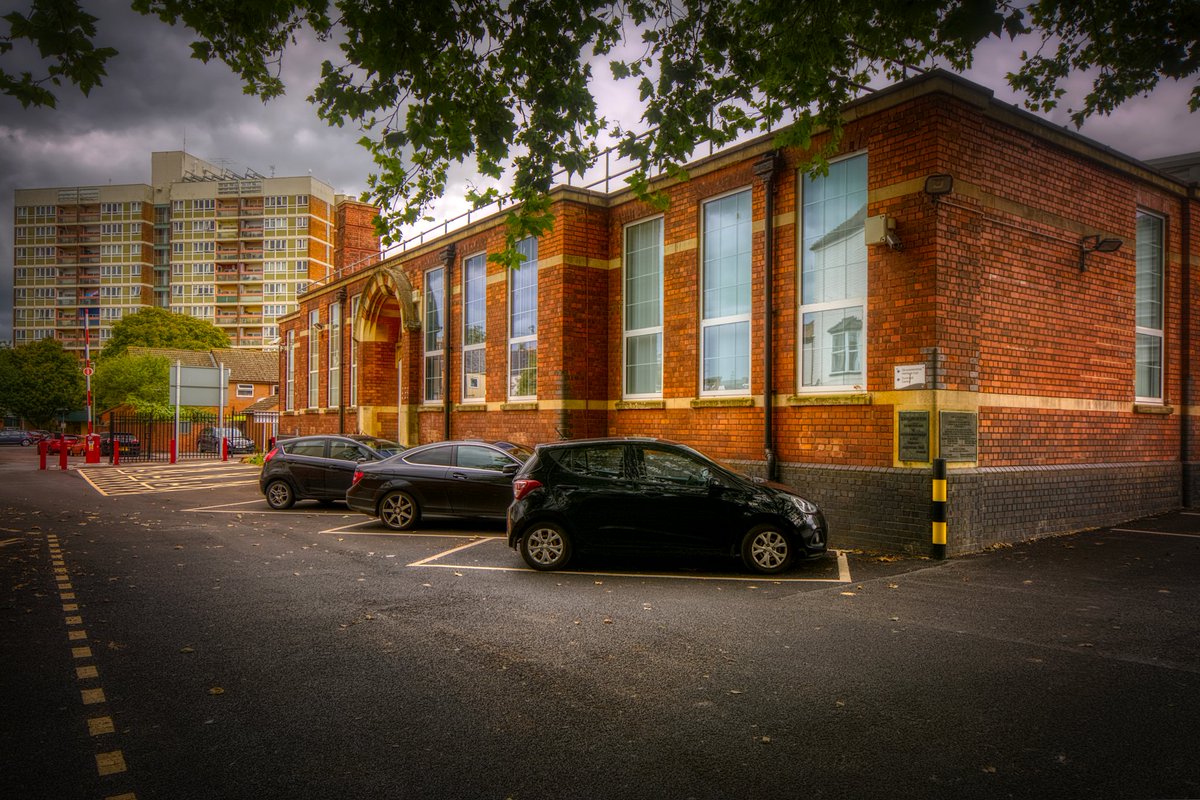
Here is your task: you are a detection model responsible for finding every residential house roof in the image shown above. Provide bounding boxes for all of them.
[127,347,279,383]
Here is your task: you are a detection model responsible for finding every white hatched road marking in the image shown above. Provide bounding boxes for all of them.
[77,461,260,497]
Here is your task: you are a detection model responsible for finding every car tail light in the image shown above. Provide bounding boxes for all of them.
[264,446,279,463]
[352,469,364,486]
[512,478,542,501]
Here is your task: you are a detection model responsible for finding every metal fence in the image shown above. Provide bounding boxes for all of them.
[100,411,277,463]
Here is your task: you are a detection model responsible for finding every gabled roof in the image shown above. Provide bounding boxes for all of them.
[126,347,278,383]
[242,394,279,414]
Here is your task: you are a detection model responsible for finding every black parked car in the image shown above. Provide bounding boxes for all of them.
[507,438,827,574]
[100,432,141,457]
[346,440,533,530]
[197,426,255,454]
[260,434,406,509]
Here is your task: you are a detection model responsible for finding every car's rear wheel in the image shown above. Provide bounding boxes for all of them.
[740,524,792,574]
[521,522,572,570]
[379,491,419,530]
[265,479,296,510]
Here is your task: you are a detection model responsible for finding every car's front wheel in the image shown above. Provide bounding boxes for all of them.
[379,490,419,530]
[265,479,296,510]
[740,524,792,574]
[520,522,572,570]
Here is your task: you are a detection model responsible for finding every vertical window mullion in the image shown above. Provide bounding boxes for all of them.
[424,267,445,403]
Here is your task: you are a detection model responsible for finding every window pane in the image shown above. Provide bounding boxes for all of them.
[424,353,443,402]
[424,267,444,351]
[1135,213,1163,330]
[464,347,486,400]
[1136,332,1162,399]
[802,155,867,306]
[509,341,537,398]
[463,254,487,344]
[458,445,513,471]
[703,191,752,319]
[625,332,662,395]
[802,306,864,388]
[625,218,662,330]
[702,321,750,392]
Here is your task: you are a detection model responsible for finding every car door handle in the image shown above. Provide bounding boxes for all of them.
[450,471,469,480]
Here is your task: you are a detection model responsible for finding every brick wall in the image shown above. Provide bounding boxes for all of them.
[276,72,1197,554]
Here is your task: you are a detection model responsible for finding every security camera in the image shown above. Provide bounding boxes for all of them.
[884,231,902,251]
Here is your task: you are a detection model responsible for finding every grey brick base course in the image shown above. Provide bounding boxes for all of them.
[733,460,1185,556]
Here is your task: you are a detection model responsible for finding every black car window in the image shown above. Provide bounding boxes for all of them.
[405,445,453,466]
[329,442,369,462]
[457,445,513,471]
[556,445,625,478]
[640,447,711,487]
[283,440,327,458]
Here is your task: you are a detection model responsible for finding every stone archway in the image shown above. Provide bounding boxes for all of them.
[353,265,421,445]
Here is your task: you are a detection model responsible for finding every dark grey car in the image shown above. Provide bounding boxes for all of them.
[260,434,405,509]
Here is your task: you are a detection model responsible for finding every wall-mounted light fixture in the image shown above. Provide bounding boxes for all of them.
[1078,234,1123,271]
[924,174,954,201]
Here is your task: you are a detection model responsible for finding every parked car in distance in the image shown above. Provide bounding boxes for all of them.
[507,438,828,574]
[44,434,82,455]
[0,429,40,446]
[100,432,141,457]
[346,440,533,530]
[197,426,255,454]
[260,434,407,509]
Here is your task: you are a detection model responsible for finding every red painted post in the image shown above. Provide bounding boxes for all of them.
[38,440,47,471]
[112,440,120,466]
[170,438,177,464]
[222,437,229,462]
[59,441,68,471]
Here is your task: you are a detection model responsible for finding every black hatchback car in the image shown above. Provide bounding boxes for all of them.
[507,438,827,574]
[346,440,532,530]
[260,434,406,509]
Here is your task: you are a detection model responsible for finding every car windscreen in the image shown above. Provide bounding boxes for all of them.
[497,443,533,462]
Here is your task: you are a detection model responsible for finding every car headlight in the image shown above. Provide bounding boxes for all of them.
[784,494,819,516]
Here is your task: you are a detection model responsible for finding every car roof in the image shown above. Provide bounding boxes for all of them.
[533,436,679,450]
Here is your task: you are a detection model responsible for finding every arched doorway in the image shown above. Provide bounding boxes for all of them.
[353,266,420,445]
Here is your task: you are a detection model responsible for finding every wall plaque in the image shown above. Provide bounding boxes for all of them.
[939,411,978,461]
[898,411,930,462]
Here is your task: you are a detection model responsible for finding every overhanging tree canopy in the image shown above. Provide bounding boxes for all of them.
[99,307,231,361]
[4,1,1195,257]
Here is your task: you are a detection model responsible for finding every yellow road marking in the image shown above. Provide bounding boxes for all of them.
[66,615,83,625]
[95,750,127,776]
[71,646,92,659]
[76,665,99,679]
[68,629,87,640]
[88,716,115,736]
[81,688,106,705]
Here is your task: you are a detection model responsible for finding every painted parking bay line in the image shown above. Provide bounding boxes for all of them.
[409,538,854,583]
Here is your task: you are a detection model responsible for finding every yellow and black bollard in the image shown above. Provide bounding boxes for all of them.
[931,458,947,559]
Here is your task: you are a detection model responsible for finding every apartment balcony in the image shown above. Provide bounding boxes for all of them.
[216,225,240,240]
[216,294,239,304]
[240,225,263,238]
[240,203,264,217]
[57,212,79,224]
[215,247,240,261]
[239,314,261,324]
[78,212,100,223]
[78,275,101,286]
[216,207,241,218]
[55,317,82,328]
[238,336,265,346]
[239,291,263,302]
[215,266,240,277]
[241,248,264,260]
[77,297,100,307]
[57,275,78,286]
[239,269,263,281]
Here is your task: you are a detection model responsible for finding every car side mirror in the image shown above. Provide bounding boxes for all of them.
[707,476,725,493]
[502,463,519,476]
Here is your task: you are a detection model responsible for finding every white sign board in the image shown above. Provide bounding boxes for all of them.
[893,364,927,390]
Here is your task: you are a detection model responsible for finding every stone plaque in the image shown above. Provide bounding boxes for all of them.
[939,411,978,461]
[894,364,927,390]
[897,411,929,462]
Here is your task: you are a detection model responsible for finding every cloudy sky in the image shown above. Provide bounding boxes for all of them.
[2,2,1197,340]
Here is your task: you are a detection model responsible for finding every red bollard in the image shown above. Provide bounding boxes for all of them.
[221,437,229,462]
[170,438,177,464]
[59,442,68,471]
[112,441,120,466]
[38,440,47,471]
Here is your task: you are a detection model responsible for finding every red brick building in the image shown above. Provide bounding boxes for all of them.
[277,71,1199,555]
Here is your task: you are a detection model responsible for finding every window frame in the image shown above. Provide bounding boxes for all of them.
[622,215,665,399]
[462,251,488,403]
[328,301,342,408]
[424,266,445,404]
[349,294,360,407]
[1135,209,1166,403]
[508,237,539,401]
[307,309,320,408]
[284,329,295,411]
[797,151,869,394]
[699,187,753,397]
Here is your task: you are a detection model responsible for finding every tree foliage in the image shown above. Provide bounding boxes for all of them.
[5,1,1196,258]
[93,354,170,413]
[0,338,85,428]
[100,307,230,360]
